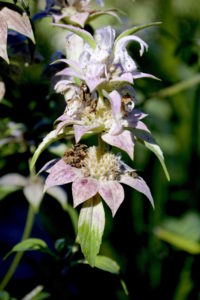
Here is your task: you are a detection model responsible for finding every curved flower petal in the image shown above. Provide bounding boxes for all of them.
[66,34,84,62]
[109,121,123,135]
[115,35,148,57]
[70,12,89,28]
[99,181,124,216]
[108,90,121,119]
[108,73,133,90]
[128,109,148,120]
[132,71,160,81]
[38,159,59,175]
[74,124,100,143]
[135,121,150,132]
[72,177,99,207]
[52,58,83,76]
[94,26,115,54]
[126,118,150,133]
[89,10,121,23]
[55,67,82,79]
[44,160,77,192]
[54,79,75,93]
[120,174,154,208]
[86,77,106,93]
[102,130,135,159]
[56,116,77,134]
[1,7,35,43]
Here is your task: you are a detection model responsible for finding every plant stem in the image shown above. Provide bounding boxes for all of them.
[0,205,35,291]
[98,134,105,155]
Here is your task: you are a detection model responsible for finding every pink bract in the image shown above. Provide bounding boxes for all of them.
[43,154,154,216]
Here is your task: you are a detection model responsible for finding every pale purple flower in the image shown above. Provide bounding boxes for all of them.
[53,25,158,94]
[43,145,154,216]
[54,89,150,159]
[52,0,119,28]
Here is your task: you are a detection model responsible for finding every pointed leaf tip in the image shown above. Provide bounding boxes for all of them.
[1,8,35,44]
[30,129,65,172]
[135,130,170,181]
[114,21,162,52]
[94,255,120,274]
[52,23,96,49]
[4,238,48,260]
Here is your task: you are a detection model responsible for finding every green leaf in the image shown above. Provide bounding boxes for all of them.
[52,24,96,49]
[77,195,105,267]
[120,279,129,296]
[114,22,162,52]
[22,285,50,300]
[144,140,170,181]
[0,185,20,201]
[154,212,200,254]
[94,256,120,274]
[0,291,14,300]
[30,129,66,172]
[152,74,200,98]
[0,2,24,13]
[30,292,50,300]
[154,227,200,255]
[5,238,48,259]
[135,130,170,181]
[48,143,70,157]
[88,10,121,23]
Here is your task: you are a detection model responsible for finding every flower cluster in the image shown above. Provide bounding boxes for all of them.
[30,1,169,266]
[38,21,163,215]
[44,144,153,216]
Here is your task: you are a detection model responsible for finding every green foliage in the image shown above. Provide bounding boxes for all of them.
[0,186,20,201]
[154,213,200,254]
[4,238,48,259]
[77,195,105,267]
[94,255,120,274]
[0,291,16,300]
[21,285,50,300]
[52,24,97,49]
[114,22,162,52]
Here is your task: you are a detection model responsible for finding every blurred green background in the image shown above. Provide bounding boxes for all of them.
[0,0,200,299]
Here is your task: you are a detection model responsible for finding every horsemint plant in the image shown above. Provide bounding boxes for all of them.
[30,8,170,267]
[0,0,169,294]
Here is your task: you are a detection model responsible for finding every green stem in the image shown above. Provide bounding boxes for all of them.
[0,205,35,291]
[98,134,105,155]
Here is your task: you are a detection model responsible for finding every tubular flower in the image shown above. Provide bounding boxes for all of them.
[55,88,150,159]
[50,0,119,28]
[43,145,154,216]
[53,25,158,94]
